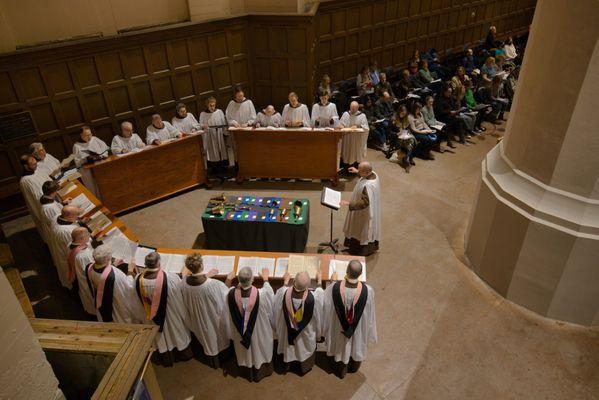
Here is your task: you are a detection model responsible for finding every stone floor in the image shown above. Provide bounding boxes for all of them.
[4,120,599,399]
[117,122,599,400]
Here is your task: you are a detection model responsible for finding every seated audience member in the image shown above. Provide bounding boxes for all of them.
[495,55,507,73]
[375,72,395,99]
[146,114,182,145]
[172,102,201,134]
[368,60,380,86]
[407,49,420,69]
[363,97,387,151]
[503,37,517,60]
[395,70,414,99]
[199,97,229,174]
[418,60,437,84]
[484,26,498,50]
[282,92,311,128]
[435,85,469,145]
[255,105,282,128]
[450,66,470,105]
[29,142,60,177]
[180,253,235,368]
[318,74,338,98]
[374,91,394,121]
[428,49,449,81]
[339,101,369,169]
[226,86,257,127]
[462,48,476,75]
[463,80,489,132]
[504,67,520,102]
[408,102,438,159]
[226,266,274,382]
[111,121,145,155]
[388,105,417,173]
[73,126,109,167]
[481,57,498,87]
[311,90,338,128]
[356,66,375,97]
[136,252,192,367]
[273,271,324,376]
[408,63,425,89]
[490,75,509,121]
[422,96,456,149]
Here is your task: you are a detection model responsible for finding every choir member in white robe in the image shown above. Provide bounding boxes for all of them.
[225,86,257,127]
[146,114,182,145]
[273,271,324,376]
[340,101,370,167]
[254,105,282,128]
[49,205,80,289]
[135,252,192,366]
[73,126,109,167]
[341,161,381,256]
[68,227,95,315]
[111,121,145,155]
[323,261,377,378]
[180,253,234,368]
[85,245,143,324]
[199,97,229,173]
[282,92,311,128]
[172,102,201,134]
[311,90,338,128]
[226,267,274,382]
[39,181,65,244]
[19,155,50,240]
[29,142,60,177]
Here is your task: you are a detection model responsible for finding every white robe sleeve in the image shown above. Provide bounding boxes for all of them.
[166,121,180,137]
[367,286,378,344]
[246,101,257,126]
[260,282,275,330]
[111,136,124,154]
[225,101,237,127]
[281,105,291,125]
[339,112,350,128]
[358,114,369,132]
[73,143,87,167]
[272,113,282,127]
[310,104,319,127]
[146,127,157,145]
[301,105,311,128]
[313,287,325,338]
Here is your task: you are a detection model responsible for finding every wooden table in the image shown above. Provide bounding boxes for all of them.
[84,134,208,214]
[230,127,344,185]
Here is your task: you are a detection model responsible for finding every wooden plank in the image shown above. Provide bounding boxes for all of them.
[4,267,35,318]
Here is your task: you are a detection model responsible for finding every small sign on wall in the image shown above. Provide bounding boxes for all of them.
[0,111,37,142]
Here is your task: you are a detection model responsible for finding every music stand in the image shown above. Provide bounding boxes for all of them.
[318,187,341,253]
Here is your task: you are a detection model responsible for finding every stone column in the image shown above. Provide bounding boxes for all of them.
[465,0,599,326]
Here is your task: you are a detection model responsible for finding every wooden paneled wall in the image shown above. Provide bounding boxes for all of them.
[0,0,535,219]
[316,0,535,82]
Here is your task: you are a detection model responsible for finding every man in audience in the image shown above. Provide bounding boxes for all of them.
[363,97,387,151]
[339,101,369,169]
[226,85,257,127]
[273,270,324,376]
[180,253,235,368]
[435,85,468,145]
[254,105,282,128]
[408,64,425,89]
[282,92,311,128]
[375,72,395,99]
[146,114,182,145]
[462,48,476,75]
[172,102,201,134]
[323,260,377,378]
[395,69,414,99]
[111,121,145,155]
[39,180,66,244]
[227,266,274,382]
[68,227,95,315]
[311,90,338,128]
[136,252,192,366]
[29,142,60,177]
[49,205,81,289]
[368,60,380,86]
[19,154,49,241]
[341,161,381,256]
[73,126,109,167]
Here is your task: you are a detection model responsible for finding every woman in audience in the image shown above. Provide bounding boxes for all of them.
[463,80,488,132]
[363,96,387,151]
[503,37,517,60]
[388,105,417,173]
[481,57,498,87]
[490,76,509,121]
[356,66,374,97]
[435,85,469,145]
[450,66,469,105]
[408,49,420,69]
[422,96,455,148]
[418,60,436,84]
[408,102,437,159]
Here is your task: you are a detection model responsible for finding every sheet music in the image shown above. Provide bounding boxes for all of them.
[321,187,341,210]
[203,255,236,275]
[135,246,156,266]
[237,256,275,276]
[328,259,366,282]
[288,254,319,278]
[86,211,112,232]
[104,231,138,263]
[274,258,289,277]
[158,253,187,274]
[70,193,95,216]
[58,168,81,185]
[57,183,76,198]
[431,123,445,130]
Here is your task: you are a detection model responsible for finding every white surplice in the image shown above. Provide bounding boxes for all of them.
[273,286,324,363]
[70,243,95,315]
[225,99,257,127]
[180,278,231,356]
[36,153,60,176]
[49,219,78,289]
[322,283,377,364]
[282,104,311,128]
[311,103,338,128]
[199,110,228,162]
[340,111,369,164]
[19,170,50,239]
[110,134,145,154]
[73,137,109,167]
[172,113,201,134]
[228,282,274,368]
[40,200,62,244]
[255,112,282,128]
[88,265,143,324]
[343,172,381,245]
[145,122,180,145]
[138,272,191,353]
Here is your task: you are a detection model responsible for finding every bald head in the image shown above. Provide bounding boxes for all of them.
[346,260,363,280]
[71,227,90,244]
[61,205,79,222]
[293,271,310,292]
[349,101,359,113]
[238,266,254,289]
[358,161,372,177]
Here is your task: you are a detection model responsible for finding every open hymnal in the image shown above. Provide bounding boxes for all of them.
[274,258,289,277]
[288,254,320,279]
[135,245,157,267]
[70,193,95,216]
[237,256,276,277]
[328,259,367,282]
[57,168,81,185]
[202,255,236,275]
[86,211,112,232]
[397,129,412,140]
[57,182,76,198]
[104,231,138,263]
[431,123,445,131]
[321,187,341,210]
[158,253,187,274]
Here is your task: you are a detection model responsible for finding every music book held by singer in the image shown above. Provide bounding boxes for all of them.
[321,187,341,210]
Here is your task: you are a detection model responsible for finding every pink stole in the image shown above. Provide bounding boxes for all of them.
[340,280,363,324]
[234,286,258,334]
[284,287,308,330]
[67,244,87,283]
[149,271,165,320]
[87,264,113,309]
